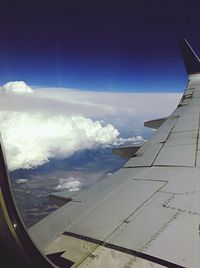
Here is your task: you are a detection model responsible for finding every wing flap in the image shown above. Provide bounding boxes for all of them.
[65,180,166,240]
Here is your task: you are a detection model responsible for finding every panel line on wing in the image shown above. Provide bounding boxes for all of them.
[195,112,200,166]
[132,178,168,183]
[98,183,169,250]
[123,165,195,169]
[151,115,180,166]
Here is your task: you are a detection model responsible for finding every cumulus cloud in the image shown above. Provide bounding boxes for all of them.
[55,177,82,192]
[0,111,119,171]
[112,135,145,146]
[0,81,181,171]
[1,81,33,94]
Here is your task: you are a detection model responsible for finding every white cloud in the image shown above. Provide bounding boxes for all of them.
[16,179,28,184]
[0,111,119,171]
[112,135,145,146]
[55,177,81,192]
[34,87,181,119]
[0,81,182,171]
[0,83,181,118]
[1,81,33,94]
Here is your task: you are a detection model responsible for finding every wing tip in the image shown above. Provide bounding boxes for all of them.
[179,38,200,75]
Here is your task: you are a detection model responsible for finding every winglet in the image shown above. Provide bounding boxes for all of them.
[179,38,200,75]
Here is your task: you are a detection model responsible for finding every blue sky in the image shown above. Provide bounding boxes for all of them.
[0,1,199,91]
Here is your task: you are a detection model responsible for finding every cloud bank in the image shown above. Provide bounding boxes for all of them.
[0,81,181,171]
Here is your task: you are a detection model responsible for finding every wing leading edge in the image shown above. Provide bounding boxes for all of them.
[26,39,200,268]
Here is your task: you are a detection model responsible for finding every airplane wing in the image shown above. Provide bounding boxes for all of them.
[27,39,200,268]
[1,39,200,268]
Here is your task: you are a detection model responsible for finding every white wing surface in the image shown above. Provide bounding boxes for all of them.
[29,39,200,268]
